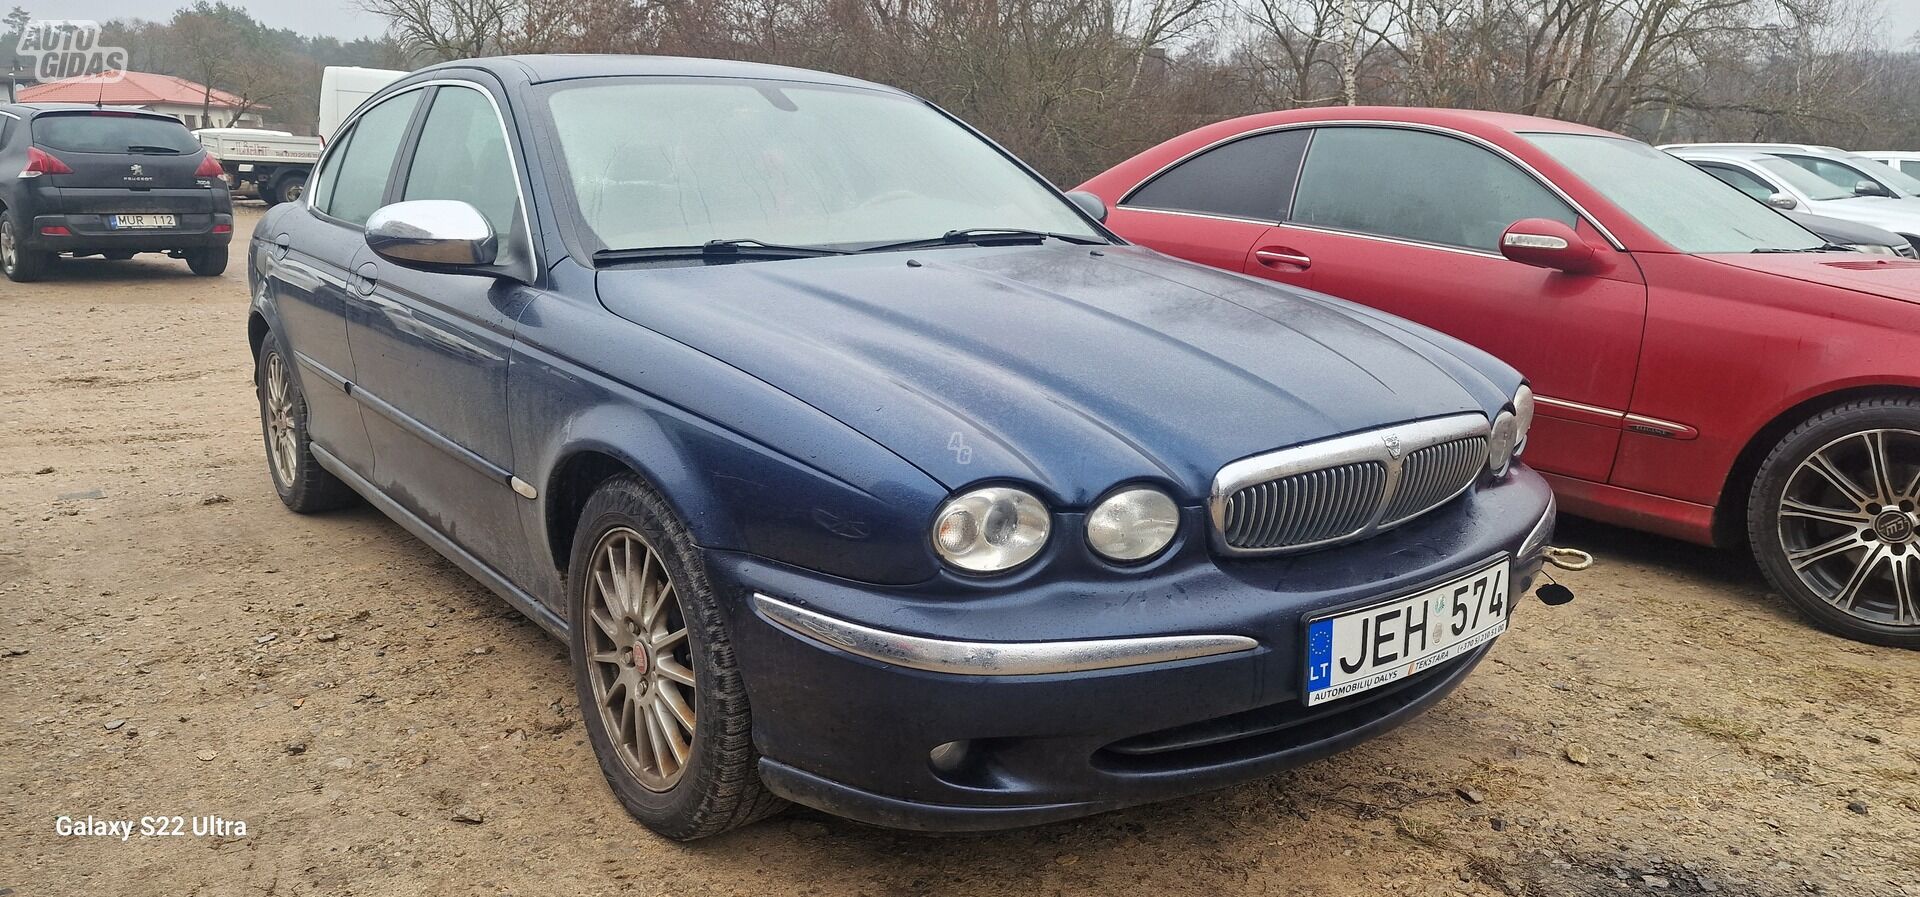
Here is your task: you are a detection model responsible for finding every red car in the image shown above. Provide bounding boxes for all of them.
[1077,107,1920,647]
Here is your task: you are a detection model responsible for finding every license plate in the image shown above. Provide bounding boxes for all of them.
[108,214,175,229]
[1304,558,1510,706]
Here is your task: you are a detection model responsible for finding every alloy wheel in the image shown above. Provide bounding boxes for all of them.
[1,220,16,274]
[1776,428,1920,626]
[263,352,299,486]
[583,527,698,791]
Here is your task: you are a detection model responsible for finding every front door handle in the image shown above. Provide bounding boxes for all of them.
[354,261,379,296]
[1253,247,1311,270]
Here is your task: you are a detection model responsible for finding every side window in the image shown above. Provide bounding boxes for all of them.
[322,90,422,227]
[1291,127,1578,252]
[1698,164,1775,201]
[400,85,520,241]
[309,127,351,213]
[1781,154,1869,191]
[1124,130,1310,222]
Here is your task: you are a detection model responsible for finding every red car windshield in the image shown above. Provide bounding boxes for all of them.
[1528,133,1824,254]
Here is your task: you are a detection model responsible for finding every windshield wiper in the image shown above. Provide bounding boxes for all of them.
[126,144,183,154]
[858,228,1105,253]
[1751,244,1852,253]
[593,238,852,267]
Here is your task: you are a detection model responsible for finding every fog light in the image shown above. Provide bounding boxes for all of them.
[929,740,971,772]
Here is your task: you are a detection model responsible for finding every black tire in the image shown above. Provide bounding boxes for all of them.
[267,171,306,206]
[1748,396,1920,649]
[568,474,783,839]
[186,245,228,277]
[2,212,50,283]
[255,334,359,513]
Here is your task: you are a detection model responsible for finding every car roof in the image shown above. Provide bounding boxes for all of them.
[409,54,901,94]
[1661,142,1856,158]
[1666,147,1780,164]
[1186,106,1625,143]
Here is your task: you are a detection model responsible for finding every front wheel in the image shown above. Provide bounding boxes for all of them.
[1749,397,1920,648]
[568,475,783,839]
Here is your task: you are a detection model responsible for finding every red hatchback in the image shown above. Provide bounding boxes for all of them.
[1078,107,1920,647]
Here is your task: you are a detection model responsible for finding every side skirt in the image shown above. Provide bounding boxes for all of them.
[311,443,568,639]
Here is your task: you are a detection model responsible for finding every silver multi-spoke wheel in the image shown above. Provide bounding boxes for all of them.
[1777,428,1920,626]
[584,527,698,792]
[263,352,299,487]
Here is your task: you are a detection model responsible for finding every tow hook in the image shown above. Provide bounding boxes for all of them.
[1544,546,1594,571]
[1535,546,1592,606]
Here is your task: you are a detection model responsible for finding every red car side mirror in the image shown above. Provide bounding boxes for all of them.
[1499,219,1599,274]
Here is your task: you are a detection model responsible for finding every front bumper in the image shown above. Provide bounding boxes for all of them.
[714,466,1555,831]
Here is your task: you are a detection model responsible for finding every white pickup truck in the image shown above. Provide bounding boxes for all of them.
[193,128,321,205]
[192,66,405,206]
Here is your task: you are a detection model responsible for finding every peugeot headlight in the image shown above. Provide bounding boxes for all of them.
[1487,384,1533,477]
[932,486,1051,573]
[1086,487,1180,562]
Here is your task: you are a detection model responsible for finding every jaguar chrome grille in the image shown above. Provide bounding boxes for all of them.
[1221,461,1386,550]
[1210,414,1490,555]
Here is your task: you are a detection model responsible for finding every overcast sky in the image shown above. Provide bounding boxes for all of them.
[25,0,1920,46]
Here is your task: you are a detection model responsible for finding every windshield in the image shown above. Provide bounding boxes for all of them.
[33,112,199,154]
[1756,158,1853,201]
[541,79,1103,254]
[1528,134,1821,253]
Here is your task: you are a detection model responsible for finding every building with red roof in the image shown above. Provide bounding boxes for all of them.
[17,71,266,129]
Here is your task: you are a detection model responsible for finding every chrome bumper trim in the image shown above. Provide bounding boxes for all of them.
[752,593,1259,676]
[1520,490,1557,564]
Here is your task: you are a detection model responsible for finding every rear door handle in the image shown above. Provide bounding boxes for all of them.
[1254,247,1311,270]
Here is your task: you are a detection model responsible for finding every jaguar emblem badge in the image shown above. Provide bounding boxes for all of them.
[1382,433,1403,459]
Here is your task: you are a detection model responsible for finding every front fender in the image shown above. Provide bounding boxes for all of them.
[509,289,948,599]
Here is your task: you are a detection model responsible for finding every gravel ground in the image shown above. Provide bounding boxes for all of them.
[3,206,1917,897]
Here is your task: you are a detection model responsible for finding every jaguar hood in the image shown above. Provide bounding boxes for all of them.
[594,245,1515,505]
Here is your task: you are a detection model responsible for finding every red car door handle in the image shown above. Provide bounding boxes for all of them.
[1254,247,1311,270]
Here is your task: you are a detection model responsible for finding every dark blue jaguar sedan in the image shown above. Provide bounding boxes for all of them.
[247,54,1558,838]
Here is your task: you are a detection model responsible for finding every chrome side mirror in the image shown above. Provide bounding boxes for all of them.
[365,200,497,269]
[1765,192,1798,210]
[1065,190,1108,223]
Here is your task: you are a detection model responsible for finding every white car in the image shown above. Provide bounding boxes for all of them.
[1667,147,1920,254]
[1861,151,1920,179]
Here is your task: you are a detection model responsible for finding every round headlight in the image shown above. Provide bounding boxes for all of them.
[1487,410,1518,476]
[932,486,1050,573]
[1512,384,1535,457]
[1086,487,1180,562]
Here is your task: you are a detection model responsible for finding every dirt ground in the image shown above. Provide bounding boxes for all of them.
[2,205,1917,897]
